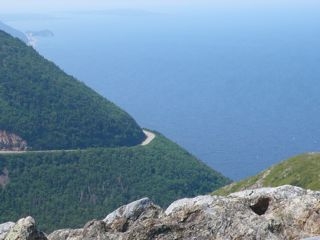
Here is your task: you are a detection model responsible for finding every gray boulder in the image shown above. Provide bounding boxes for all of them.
[0,222,14,240]
[48,197,162,240]
[4,216,47,240]
[46,185,320,239]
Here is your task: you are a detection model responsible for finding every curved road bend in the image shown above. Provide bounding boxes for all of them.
[0,129,156,154]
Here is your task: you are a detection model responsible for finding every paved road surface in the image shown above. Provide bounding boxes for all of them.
[0,129,156,154]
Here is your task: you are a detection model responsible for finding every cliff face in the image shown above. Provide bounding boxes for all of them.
[0,130,27,151]
[1,185,320,240]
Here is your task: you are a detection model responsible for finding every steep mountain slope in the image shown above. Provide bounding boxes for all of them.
[0,133,230,232]
[214,152,320,195]
[0,30,145,150]
[0,30,231,231]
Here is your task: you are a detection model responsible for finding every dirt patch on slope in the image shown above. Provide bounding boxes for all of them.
[0,167,9,188]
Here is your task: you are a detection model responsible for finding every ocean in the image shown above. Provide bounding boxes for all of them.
[3,2,320,180]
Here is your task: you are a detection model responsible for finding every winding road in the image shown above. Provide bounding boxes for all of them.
[141,130,155,146]
[0,129,156,155]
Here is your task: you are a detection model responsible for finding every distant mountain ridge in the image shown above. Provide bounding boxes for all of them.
[0,21,27,43]
[0,30,145,150]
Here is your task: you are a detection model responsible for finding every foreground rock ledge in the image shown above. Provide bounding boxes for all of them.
[0,216,47,240]
[2,185,320,240]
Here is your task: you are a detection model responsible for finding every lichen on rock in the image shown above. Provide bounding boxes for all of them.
[2,216,46,240]
[0,222,15,240]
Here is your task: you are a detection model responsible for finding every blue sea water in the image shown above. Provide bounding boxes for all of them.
[3,2,320,180]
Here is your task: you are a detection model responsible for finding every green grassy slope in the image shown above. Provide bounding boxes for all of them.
[213,152,320,196]
[0,30,145,150]
[0,133,230,232]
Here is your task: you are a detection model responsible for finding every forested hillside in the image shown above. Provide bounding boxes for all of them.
[0,133,230,232]
[0,29,231,232]
[0,30,145,150]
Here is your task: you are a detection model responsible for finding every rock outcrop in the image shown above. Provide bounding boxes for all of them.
[47,185,320,240]
[0,222,15,240]
[2,186,320,239]
[0,216,47,240]
[0,130,27,151]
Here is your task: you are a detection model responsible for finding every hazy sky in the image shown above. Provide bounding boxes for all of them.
[2,0,319,13]
[1,0,204,12]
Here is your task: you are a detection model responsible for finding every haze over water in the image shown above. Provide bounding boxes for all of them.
[3,1,320,180]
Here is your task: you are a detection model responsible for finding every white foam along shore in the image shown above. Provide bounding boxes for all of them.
[25,32,37,48]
